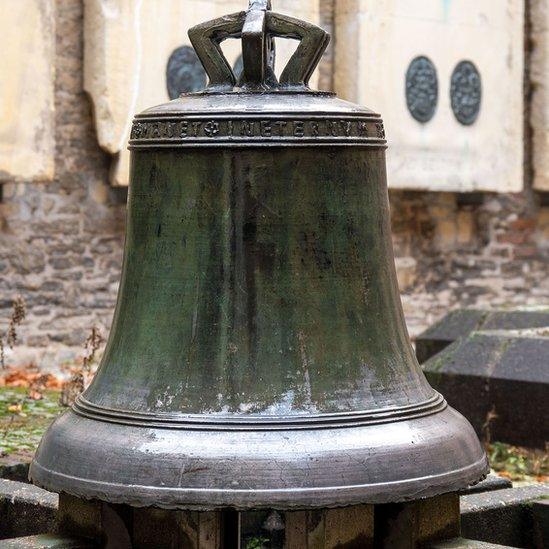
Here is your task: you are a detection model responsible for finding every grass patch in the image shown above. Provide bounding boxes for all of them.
[0,387,63,458]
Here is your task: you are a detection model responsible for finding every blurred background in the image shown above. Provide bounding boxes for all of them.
[0,0,546,370]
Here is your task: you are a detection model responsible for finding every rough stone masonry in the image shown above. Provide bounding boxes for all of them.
[0,0,547,371]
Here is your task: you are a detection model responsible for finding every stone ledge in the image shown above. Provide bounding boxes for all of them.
[461,484,549,548]
[0,479,58,540]
[458,474,512,496]
[423,329,549,448]
[416,308,549,364]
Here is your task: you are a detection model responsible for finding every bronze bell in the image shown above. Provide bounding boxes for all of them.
[31,0,488,510]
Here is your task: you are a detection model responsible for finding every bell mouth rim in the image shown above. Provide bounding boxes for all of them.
[30,454,489,511]
[30,403,488,510]
[72,392,446,431]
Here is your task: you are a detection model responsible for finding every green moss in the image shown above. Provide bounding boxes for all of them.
[423,340,459,373]
[425,352,450,373]
[0,387,63,457]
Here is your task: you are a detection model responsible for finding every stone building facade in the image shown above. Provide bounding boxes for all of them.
[0,0,547,369]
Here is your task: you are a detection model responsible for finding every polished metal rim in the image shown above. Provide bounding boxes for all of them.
[30,455,489,510]
[30,404,489,510]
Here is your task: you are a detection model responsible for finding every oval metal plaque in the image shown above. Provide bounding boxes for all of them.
[166,45,207,99]
[450,60,482,126]
[405,56,438,123]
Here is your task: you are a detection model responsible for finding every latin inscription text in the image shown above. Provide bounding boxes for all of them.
[130,118,385,142]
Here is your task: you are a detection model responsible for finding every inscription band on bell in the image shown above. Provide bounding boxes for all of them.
[129,115,386,148]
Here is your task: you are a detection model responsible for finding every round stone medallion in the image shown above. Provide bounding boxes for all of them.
[166,45,207,99]
[405,56,438,123]
[450,60,482,125]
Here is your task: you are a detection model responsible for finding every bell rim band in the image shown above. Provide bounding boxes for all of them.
[128,113,388,149]
[72,391,447,431]
[30,403,489,510]
[30,455,488,511]
[128,140,389,149]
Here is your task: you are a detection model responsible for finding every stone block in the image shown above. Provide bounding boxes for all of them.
[531,0,549,191]
[460,484,549,548]
[84,0,320,186]
[423,330,549,448]
[334,0,524,192]
[538,208,549,246]
[0,479,58,540]
[0,0,56,182]
[415,308,549,363]
[456,210,475,245]
[532,499,549,549]
[395,256,417,290]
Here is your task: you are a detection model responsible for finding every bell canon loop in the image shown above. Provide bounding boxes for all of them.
[30,0,488,510]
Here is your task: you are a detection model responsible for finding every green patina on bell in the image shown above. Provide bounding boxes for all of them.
[31,0,488,510]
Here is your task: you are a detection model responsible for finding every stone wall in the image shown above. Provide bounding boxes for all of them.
[0,0,547,371]
[334,0,525,193]
[390,190,549,338]
[0,1,125,368]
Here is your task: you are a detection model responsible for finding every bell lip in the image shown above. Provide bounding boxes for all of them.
[30,456,489,511]
[72,391,446,430]
[30,404,489,511]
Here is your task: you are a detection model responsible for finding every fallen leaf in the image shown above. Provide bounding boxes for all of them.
[28,389,43,401]
[7,403,22,413]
